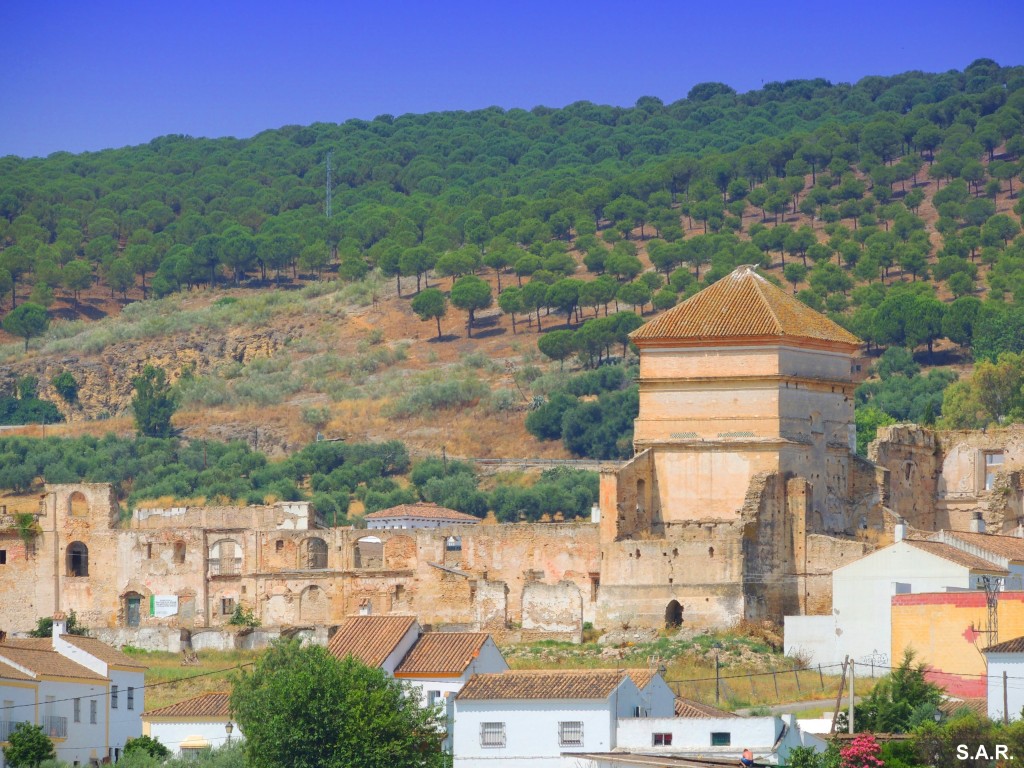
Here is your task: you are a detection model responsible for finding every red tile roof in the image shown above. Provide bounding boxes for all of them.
[60,635,148,670]
[365,502,480,522]
[395,632,489,676]
[631,265,862,349]
[145,692,231,718]
[905,540,1006,572]
[674,697,739,718]
[984,636,1024,653]
[326,615,417,668]
[457,669,626,700]
[0,644,104,681]
[943,531,1024,562]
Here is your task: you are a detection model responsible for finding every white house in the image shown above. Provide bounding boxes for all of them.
[0,615,146,767]
[393,632,509,708]
[143,692,240,756]
[452,669,674,767]
[785,528,1008,667]
[364,502,481,531]
[984,636,1024,723]
[326,614,420,675]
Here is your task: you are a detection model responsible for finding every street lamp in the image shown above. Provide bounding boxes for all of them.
[225,721,234,746]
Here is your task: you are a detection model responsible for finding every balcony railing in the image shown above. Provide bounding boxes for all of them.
[209,558,242,576]
[44,715,67,738]
[1,720,31,742]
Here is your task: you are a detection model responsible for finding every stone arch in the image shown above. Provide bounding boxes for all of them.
[66,542,89,577]
[299,585,327,623]
[353,536,382,569]
[300,537,328,569]
[173,541,187,564]
[68,491,89,518]
[665,599,683,628]
[209,539,241,575]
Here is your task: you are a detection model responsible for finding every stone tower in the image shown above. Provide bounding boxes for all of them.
[595,265,867,627]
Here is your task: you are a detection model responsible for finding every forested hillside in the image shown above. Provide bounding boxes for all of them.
[2,58,1024,484]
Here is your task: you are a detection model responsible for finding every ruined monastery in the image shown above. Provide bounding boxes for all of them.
[2,265,1023,639]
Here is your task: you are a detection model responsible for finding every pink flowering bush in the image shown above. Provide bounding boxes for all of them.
[840,733,885,768]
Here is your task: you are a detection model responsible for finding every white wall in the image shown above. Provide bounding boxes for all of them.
[38,678,110,767]
[0,680,37,768]
[381,623,420,676]
[634,677,675,718]
[453,697,617,768]
[785,541,979,666]
[986,654,1024,723]
[616,716,780,757]
[107,670,145,753]
[146,720,242,755]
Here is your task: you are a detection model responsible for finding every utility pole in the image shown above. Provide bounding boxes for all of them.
[715,652,721,705]
[848,659,855,734]
[830,657,849,735]
[325,150,333,219]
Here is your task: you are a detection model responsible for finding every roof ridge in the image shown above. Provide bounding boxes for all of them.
[747,268,786,336]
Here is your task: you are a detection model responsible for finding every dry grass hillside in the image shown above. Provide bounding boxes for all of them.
[1,158,1020,460]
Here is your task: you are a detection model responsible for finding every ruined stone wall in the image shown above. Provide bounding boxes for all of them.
[599,450,656,542]
[869,425,939,530]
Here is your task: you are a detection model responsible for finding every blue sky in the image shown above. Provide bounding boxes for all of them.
[3,0,1023,158]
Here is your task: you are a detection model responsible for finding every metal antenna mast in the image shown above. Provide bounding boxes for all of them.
[325,151,333,219]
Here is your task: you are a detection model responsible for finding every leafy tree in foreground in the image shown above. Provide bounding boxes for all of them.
[2,302,49,352]
[131,365,178,438]
[2,722,55,768]
[231,639,445,768]
[124,735,171,759]
[854,648,942,733]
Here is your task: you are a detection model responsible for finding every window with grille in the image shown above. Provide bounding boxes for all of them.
[427,690,441,707]
[73,698,80,723]
[480,722,506,748]
[558,721,583,747]
[653,732,673,746]
[127,687,135,710]
[711,732,731,746]
[89,700,97,724]
[111,685,118,709]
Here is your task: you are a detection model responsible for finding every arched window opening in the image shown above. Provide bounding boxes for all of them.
[67,542,89,577]
[301,538,328,569]
[353,536,382,569]
[665,600,683,628]
[68,492,89,518]
[209,539,241,576]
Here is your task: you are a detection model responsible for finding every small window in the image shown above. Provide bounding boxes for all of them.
[221,597,236,616]
[90,699,97,724]
[0,550,6,564]
[986,452,1005,491]
[480,722,506,748]
[146,543,152,559]
[558,721,584,747]
[111,685,118,709]
[427,690,441,707]
[173,542,186,564]
[67,542,89,577]
[653,733,673,746]
[275,540,284,552]
[127,687,135,711]
[711,732,731,746]
[73,698,81,723]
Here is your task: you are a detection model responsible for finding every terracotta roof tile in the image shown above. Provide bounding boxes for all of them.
[984,636,1024,653]
[395,632,489,676]
[631,265,861,349]
[60,636,148,670]
[365,502,480,523]
[457,669,626,700]
[0,658,33,681]
[0,644,104,681]
[326,615,417,668]
[674,697,740,718]
[145,692,230,718]
[940,697,988,718]
[943,531,1024,562]
[905,540,1006,572]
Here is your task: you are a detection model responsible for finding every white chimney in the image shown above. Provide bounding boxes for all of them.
[51,612,68,641]
[894,520,906,543]
[970,513,986,534]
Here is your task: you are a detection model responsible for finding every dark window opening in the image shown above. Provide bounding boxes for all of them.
[0,550,6,565]
[665,599,683,628]
[653,733,673,746]
[302,538,328,569]
[67,542,89,577]
[711,732,731,746]
[173,542,186,564]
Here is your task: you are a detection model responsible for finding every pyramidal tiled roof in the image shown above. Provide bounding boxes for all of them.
[631,265,862,349]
